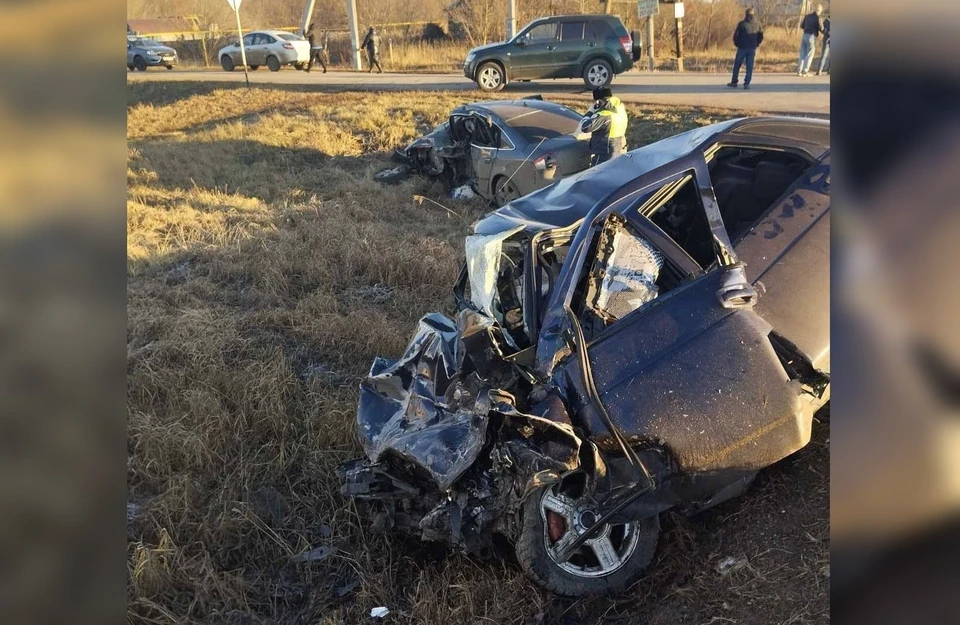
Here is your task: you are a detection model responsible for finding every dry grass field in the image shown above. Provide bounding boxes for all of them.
[127,83,829,624]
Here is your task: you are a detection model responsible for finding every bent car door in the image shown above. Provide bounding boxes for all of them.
[551,164,813,475]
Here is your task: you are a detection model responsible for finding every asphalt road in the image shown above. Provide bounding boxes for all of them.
[128,69,830,115]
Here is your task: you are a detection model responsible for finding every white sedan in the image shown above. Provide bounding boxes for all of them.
[218,30,310,72]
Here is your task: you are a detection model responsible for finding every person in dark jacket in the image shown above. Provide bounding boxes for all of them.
[359,26,383,73]
[797,4,823,76]
[579,87,629,166]
[728,8,764,90]
[305,23,327,73]
[816,16,830,75]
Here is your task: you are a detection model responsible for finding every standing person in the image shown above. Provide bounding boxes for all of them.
[728,8,764,90]
[305,22,327,73]
[816,15,830,75]
[579,87,628,166]
[797,4,823,76]
[359,26,383,73]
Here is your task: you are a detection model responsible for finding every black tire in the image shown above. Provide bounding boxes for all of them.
[133,56,147,72]
[221,55,235,72]
[373,164,411,184]
[630,30,643,62]
[476,61,505,92]
[127,65,133,71]
[583,58,613,89]
[493,176,522,206]
[516,484,660,596]
[293,62,305,71]
[249,65,259,71]
[266,55,281,72]
[165,65,174,70]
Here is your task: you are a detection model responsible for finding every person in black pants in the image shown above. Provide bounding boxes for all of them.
[305,23,326,73]
[728,8,764,90]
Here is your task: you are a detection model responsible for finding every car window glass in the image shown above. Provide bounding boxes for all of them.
[645,174,716,269]
[586,20,615,40]
[560,22,585,41]
[243,34,256,46]
[525,23,557,42]
[261,34,276,44]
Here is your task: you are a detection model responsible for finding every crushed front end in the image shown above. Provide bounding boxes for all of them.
[340,309,586,556]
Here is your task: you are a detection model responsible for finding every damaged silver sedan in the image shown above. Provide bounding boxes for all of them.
[342,117,830,595]
[374,97,592,206]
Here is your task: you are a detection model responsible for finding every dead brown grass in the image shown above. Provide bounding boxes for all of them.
[127,83,828,624]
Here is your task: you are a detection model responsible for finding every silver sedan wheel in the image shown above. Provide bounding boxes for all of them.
[478,66,503,91]
[494,177,521,206]
[540,487,641,579]
[586,64,610,87]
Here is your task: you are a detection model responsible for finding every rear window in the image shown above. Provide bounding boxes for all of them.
[586,20,616,40]
[504,109,581,142]
[277,32,304,41]
[560,22,584,41]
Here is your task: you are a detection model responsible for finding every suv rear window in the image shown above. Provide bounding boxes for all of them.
[586,20,615,40]
[560,22,585,41]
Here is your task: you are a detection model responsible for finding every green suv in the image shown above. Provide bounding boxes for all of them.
[464,15,641,92]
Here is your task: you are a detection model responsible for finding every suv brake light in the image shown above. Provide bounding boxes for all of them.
[619,36,632,54]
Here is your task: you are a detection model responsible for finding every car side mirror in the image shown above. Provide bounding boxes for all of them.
[716,264,759,309]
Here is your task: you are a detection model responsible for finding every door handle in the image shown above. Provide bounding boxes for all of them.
[482,158,492,164]
[587,42,596,47]
[547,46,556,51]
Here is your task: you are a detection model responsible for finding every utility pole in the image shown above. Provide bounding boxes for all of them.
[346,0,362,70]
[673,2,684,72]
[506,0,517,40]
[603,0,613,15]
[646,15,654,71]
[299,0,316,36]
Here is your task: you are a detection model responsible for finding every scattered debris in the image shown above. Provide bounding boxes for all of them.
[290,545,335,563]
[449,184,476,201]
[370,606,389,618]
[715,555,750,576]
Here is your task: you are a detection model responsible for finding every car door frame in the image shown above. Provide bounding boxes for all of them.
[555,20,587,78]
[510,21,559,79]
[538,154,815,476]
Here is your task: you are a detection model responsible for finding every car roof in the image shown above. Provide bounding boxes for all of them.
[460,99,583,142]
[473,116,829,236]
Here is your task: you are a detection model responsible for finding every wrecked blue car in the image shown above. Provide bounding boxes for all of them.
[341,117,830,596]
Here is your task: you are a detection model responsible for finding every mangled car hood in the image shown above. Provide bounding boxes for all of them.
[357,311,583,492]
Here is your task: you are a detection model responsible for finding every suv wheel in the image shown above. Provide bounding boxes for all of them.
[583,59,613,89]
[133,56,147,72]
[476,62,505,92]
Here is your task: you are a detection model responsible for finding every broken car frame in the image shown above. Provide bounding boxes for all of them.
[344,117,830,595]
